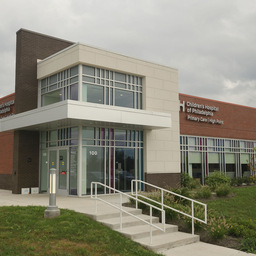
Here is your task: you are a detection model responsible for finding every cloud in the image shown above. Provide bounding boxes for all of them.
[0,0,256,108]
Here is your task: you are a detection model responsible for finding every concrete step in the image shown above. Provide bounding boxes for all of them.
[135,231,200,253]
[99,214,159,229]
[85,206,142,221]
[119,223,178,240]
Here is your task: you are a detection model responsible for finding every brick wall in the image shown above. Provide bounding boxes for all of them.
[0,93,15,190]
[179,93,256,140]
[12,29,74,194]
[145,173,181,191]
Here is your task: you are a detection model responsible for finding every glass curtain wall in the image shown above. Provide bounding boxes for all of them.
[40,127,79,195]
[82,127,143,195]
[39,64,143,109]
[180,135,256,183]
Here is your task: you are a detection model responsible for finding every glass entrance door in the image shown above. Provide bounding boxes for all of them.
[49,149,69,196]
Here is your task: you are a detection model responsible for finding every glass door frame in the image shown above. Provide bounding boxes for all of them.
[48,147,69,196]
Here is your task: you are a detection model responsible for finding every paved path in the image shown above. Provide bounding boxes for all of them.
[0,190,254,256]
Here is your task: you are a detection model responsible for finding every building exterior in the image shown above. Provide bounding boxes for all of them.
[1,29,255,195]
[0,29,180,195]
[180,93,256,183]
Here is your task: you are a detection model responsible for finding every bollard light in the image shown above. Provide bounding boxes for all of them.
[44,168,60,218]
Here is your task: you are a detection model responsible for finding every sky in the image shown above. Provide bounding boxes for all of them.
[1,0,256,107]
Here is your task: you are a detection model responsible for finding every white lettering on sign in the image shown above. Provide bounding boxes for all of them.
[89,151,98,156]
[181,100,224,125]
[0,99,15,119]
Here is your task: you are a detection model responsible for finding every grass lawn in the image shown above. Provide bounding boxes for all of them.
[206,186,256,221]
[0,206,162,256]
[174,186,256,252]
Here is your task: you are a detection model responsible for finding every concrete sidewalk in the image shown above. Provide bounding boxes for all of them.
[0,189,254,256]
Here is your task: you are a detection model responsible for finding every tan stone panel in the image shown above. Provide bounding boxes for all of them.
[154,68,171,81]
[146,140,165,150]
[116,59,137,73]
[146,98,164,110]
[156,151,172,161]
[154,89,172,100]
[155,129,172,141]
[146,161,165,173]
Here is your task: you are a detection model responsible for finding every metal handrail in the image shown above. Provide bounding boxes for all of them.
[131,180,207,235]
[91,182,165,244]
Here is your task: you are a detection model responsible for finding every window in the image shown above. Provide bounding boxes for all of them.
[82,65,142,109]
[40,66,79,107]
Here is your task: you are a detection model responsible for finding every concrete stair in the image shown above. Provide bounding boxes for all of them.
[86,204,200,254]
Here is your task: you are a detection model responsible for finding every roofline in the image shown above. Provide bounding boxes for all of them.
[0,92,15,101]
[16,28,75,44]
[179,93,256,110]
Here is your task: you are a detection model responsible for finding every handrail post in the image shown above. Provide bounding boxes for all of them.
[150,206,152,244]
[162,210,165,232]
[192,201,194,235]
[161,189,163,210]
[135,181,138,209]
[205,204,207,224]
[95,183,98,214]
[120,193,122,231]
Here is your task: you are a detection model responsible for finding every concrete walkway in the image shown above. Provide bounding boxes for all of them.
[0,189,254,256]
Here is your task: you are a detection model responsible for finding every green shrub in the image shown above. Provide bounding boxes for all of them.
[215,184,231,197]
[188,179,201,189]
[180,173,200,189]
[242,176,251,185]
[194,186,212,199]
[170,187,191,206]
[240,237,256,253]
[181,173,193,188]
[181,204,206,231]
[207,215,228,239]
[205,171,231,191]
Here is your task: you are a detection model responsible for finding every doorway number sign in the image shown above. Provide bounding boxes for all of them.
[89,151,98,156]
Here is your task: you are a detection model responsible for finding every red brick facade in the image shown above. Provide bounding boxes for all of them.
[0,93,15,189]
[179,93,256,140]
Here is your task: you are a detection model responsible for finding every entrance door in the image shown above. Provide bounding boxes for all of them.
[49,149,69,196]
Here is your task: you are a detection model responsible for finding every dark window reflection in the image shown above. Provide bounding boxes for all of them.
[115,89,133,108]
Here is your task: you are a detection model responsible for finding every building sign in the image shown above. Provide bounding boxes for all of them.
[180,100,224,125]
[0,99,15,119]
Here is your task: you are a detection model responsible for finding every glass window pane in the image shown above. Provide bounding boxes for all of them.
[106,87,109,105]
[49,84,57,91]
[82,127,94,139]
[70,66,78,76]
[82,83,104,104]
[41,79,47,88]
[115,89,134,108]
[83,65,95,76]
[70,76,78,84]
[70,83,78,100]
[50,74,57,84]
[115,129,126,140]
[70,127,78,138]
[69,147,78,195]
[115,82,126,89]
[43,89,62,106]
[49,130,57,141]
[83,76,95,83]
[115,72,126,82]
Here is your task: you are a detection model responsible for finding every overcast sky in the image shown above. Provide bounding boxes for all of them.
[1,0,256,107]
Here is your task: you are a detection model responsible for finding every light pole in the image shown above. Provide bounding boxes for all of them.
[44,168,60,218]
